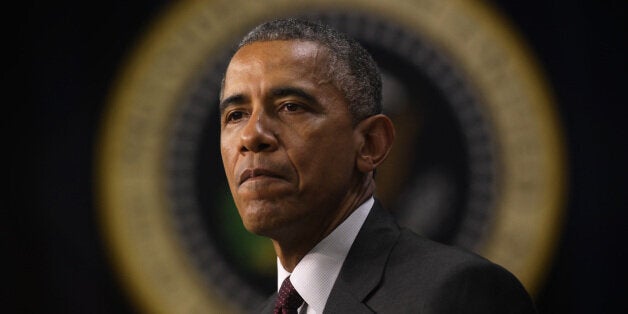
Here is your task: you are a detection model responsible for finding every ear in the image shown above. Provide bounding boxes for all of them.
[355,114,395,174]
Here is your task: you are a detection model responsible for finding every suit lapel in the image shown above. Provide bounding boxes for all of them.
[256,292,277,314]
[324,200,400,313]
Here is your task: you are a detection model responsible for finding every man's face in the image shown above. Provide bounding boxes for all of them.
[220,40,360,239]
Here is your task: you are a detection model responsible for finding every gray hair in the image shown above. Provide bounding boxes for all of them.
[233,18,382,123]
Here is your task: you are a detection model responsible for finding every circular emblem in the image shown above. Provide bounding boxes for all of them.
[98,0,566,312]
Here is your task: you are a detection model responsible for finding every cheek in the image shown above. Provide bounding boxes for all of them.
[220,139,238,184]
[292,129,356,181]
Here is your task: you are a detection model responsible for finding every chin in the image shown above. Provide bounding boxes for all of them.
[238,202,282,236]
[241,218,283,239]
[236,197,306,238]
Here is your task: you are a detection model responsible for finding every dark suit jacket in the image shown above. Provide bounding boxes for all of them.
[257,200,537,313]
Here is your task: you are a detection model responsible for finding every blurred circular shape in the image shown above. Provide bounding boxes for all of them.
[98,0,566,312]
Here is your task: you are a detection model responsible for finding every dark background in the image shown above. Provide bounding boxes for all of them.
[17,0,626,313]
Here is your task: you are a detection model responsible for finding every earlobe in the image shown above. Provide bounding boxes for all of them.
[357,155,372,172]
[355,114,395,173]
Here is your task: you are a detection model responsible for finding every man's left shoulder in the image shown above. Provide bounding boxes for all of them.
[372,229,537,313]
[391,228,501,272]
[388,229,530,292]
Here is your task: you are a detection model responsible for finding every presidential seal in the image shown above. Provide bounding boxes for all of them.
[98,0,566,312]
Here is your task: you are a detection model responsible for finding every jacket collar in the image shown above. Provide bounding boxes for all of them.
[323,200,400,313]
[256,200,400,314]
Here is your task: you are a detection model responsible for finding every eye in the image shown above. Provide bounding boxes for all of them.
[225,110,246,123]
[280,102,303,112]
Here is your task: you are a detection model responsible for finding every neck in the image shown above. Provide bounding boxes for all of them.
[273,175,376,272]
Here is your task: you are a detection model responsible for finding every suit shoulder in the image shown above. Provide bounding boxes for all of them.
[391,229,493,269]
[369,229,537,313]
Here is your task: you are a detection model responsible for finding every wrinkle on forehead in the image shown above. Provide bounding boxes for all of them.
[223,40,340,98]
[309,44,334,86]
[276,40,334,87]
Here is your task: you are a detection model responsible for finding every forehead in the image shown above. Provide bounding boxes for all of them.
[233,40,327,62]
[224,40,331,84]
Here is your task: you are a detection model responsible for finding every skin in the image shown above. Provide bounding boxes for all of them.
[220,40,394,271]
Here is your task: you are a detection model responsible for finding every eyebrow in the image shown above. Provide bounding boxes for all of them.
[219,86,318,113]
[219,94,245,113]
[270,86,317,104]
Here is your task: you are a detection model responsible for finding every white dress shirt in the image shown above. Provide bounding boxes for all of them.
[276,197,374,314]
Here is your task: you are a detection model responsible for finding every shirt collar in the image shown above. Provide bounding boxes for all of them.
[277,197,374,313]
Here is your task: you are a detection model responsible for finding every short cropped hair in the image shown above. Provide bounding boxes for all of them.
[235,18,382,123]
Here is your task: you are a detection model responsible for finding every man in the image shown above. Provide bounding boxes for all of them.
[219,18,536,313]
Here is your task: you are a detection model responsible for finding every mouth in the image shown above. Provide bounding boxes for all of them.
[238,168,283,185]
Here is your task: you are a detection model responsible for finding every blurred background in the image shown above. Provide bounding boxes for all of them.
[18,0,626,313]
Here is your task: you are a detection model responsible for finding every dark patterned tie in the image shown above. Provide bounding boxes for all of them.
[274,276,304,314]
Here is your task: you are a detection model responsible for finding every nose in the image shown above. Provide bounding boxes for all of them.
[239,110,278,153]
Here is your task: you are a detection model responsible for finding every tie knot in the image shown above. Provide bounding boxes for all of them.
[274,276,304,314]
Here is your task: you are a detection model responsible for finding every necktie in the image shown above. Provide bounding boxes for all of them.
[274,276,304,314]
